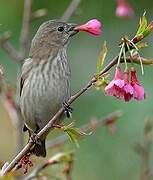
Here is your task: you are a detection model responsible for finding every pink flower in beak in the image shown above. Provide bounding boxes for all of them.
[115,0,134,18]
[130,68,145,101]
[74,19,102,35]
[105,67,125,99]
[123,70,134,102]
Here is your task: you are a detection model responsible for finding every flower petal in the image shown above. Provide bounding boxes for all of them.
[74,19,102,35]
[130,67,145,101]
[105,79,124,98]
[105,67,125,99]
[133,84,145,101]
[116,0,134,17]
[123,84,134,101]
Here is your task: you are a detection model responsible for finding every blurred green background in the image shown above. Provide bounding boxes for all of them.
[0,0,153,179]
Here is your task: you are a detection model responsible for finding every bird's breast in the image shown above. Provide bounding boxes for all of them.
[21,50,71,129]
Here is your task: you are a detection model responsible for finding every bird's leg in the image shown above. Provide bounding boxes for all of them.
[29,133,41,146]
[63,102,73,118]
[28,126,41,146]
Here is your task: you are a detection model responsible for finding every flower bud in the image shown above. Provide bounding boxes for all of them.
[74,19,102,35]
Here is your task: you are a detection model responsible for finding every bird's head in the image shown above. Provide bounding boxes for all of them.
[30,20,78,58]
[38,20,78,44]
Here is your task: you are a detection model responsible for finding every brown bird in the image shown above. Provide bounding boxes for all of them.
[20,20,78,157]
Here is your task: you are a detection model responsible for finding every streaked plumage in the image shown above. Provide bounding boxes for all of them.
[20,20,78,157]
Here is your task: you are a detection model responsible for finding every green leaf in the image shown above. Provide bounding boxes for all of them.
[134,14,153,41]
[63,122,92,147]
[94,75,110,90]
[97,41,107,74]
[136,12,148,36]
[143,21,153,37]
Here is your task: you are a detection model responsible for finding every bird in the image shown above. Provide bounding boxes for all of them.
[20,20,78,157]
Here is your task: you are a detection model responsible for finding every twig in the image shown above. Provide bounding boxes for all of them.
[134,119,153,180]
[31,8,48,21]
[63,160,73,180]
[46,111,122,149]
[1,42,23,63]
[0,32,23,63]
[60,0,81,22]
[20,0,33,57]
[0,0,33,62]
[24,152,74,180]
[140,120,153,180]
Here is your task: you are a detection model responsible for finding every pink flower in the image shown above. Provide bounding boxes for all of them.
[74,19,102,35]
[130,68,145,101]
[105,67,145,102]
[105,67,125,99]
[123,70,134,102]
[115,0,134,18]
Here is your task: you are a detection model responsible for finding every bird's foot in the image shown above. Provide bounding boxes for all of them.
[29,132,41,146]
[63,102,73,118]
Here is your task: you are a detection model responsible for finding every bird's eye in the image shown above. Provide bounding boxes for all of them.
[58,26,64,32]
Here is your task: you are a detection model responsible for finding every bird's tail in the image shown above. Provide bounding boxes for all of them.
[31,139,46,157]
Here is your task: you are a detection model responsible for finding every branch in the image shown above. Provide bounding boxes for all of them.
[134,119,153,180]
[141,120,153,180]
[60,0,81,22]
[31,8,48,21]
[24,152,74,180]
[46,111,122,149]
[63,160,73,180]
[0,0,40,63]
[0,32,23,63]
[0,86,24,153]
[1,42,23,63]
[20,0,33,58]
[101,55,153,76]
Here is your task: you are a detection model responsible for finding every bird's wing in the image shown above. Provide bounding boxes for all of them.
[20,58,33,96]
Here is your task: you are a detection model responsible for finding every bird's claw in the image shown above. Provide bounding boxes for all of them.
[29,133,41,146]
[63,102,73,118]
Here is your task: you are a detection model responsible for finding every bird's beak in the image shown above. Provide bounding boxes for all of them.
[67,24,78,37]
